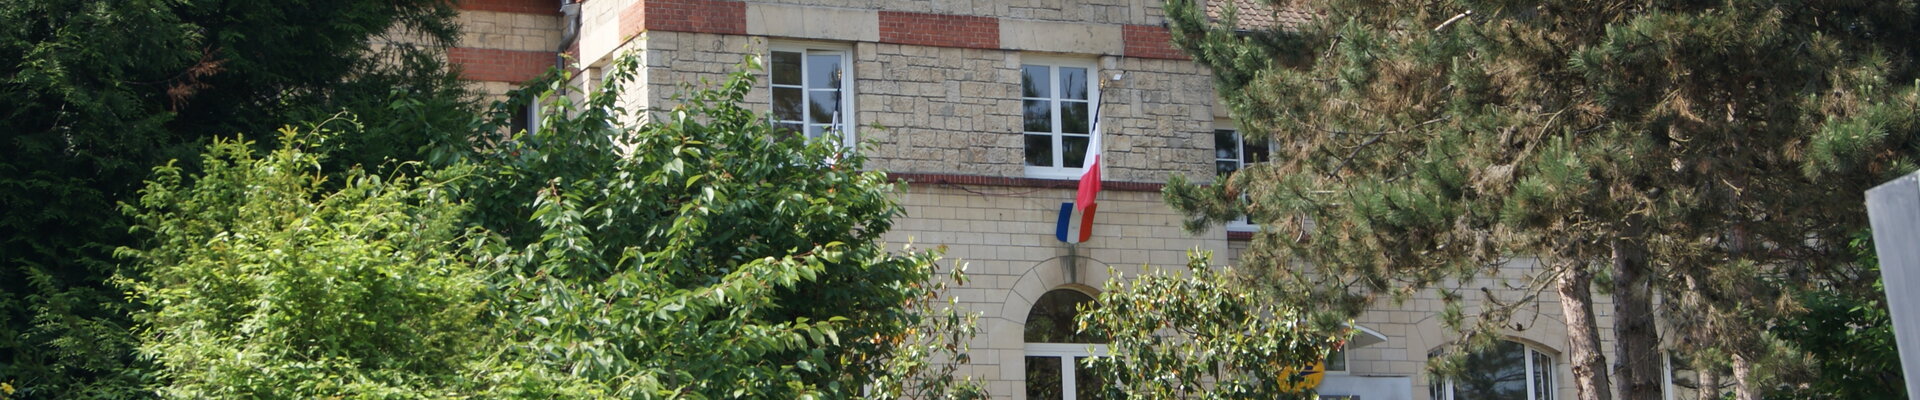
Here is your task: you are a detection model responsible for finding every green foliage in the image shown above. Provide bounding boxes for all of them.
[0,0,480,396]
[1079,252,1344,399]
[23,39,982,397]
[1162,0,1920,395]
[1766,234,1906,400]
[462,52,986,398]
[117,129,510,399]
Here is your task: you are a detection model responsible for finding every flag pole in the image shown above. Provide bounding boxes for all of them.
[1059,83,1104,285]
[1066,94,1101,284]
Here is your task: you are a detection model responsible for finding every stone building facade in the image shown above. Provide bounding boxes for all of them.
[439,1,1650,399]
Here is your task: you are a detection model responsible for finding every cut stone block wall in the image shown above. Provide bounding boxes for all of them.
[614,30,1216,183]
[745,0,1165,26]
[442,2,1646,398]
[580,0,1188,69]
[883,184,1229,399]
[448,7,567,100]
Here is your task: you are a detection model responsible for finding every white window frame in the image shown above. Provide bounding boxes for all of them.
[1663,354,1676,400]
[1215,128,1269,232]
[1324,346,1350,374]
[1020,56,1101,179]
[768,43,856,148]
[1024,343,1112,400]
[1325,323,1387,376]
[1432,342,1556,400]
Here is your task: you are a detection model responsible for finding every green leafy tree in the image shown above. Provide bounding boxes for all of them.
[0,1,480,396]
[1161,1,1920,399]
[109,59,986,398]
[465,53,987,398]
[1079,252,1345,399]
[116,129,576,399]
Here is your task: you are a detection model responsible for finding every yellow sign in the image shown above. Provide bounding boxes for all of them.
[1276,361,1327,393]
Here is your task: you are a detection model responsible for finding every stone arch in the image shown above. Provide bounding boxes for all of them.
[990,254,1116,384]
[1406,308,1572,363]
[1404,284,1580,400]
[999,254,1113,328]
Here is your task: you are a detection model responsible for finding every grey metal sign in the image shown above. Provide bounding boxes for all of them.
[1866,171,1920,396]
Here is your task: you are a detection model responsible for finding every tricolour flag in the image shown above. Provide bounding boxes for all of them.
[1056,106,1103,243]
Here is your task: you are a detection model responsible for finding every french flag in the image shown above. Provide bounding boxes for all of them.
[1056,109,1103,244]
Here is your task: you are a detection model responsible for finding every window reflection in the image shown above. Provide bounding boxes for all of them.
[769,48,849,142]
[1023,65,1051,98]
[1061,67,1088,100]
[1021,62,1095,174]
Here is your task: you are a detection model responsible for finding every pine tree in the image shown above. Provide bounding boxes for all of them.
[1161,1,1920,399]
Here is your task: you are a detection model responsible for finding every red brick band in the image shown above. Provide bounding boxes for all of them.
[610,2,1180,60]
[878,11,999,49]
[886,172,1164,192]
[449,47,556,83]
[457,0,563,15]
[622,0,748,37]
[619,1,646,38]
[889,172,1252,241]
[1122,24,1188,60]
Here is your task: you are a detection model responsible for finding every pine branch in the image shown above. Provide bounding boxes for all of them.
[1325,117,1450,179]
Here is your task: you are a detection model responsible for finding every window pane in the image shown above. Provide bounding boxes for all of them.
[1024,289,1099,342]
[1061,67,1088,100]
[509,102,531,134]
[1246,138,1270,164]
[771,51,802,86]
[807,54,841,89]
[1024,100,1053,132]
[807,125,828,140]
[1025,134,1055,167]
[1061,101,1089,134]
[1218,161,1239,175]
[1075,357,1110,400]
[1063,135,1090,169]
[1451,341,1529,400]
[1215,130,1239,160]
[1326,348,1348,372]
[807,90,840,124]
[1534,349,1552,400]
[773,87,803,121]
[1026,356,1064,400]
[775,122,803,141]
[1022,65,1051,98]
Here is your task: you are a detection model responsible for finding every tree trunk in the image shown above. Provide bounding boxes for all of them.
[1560,263,1614,400]
[1731,353,1759,400]
[1612,220,1663,400]
[1697,365,1720,400]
